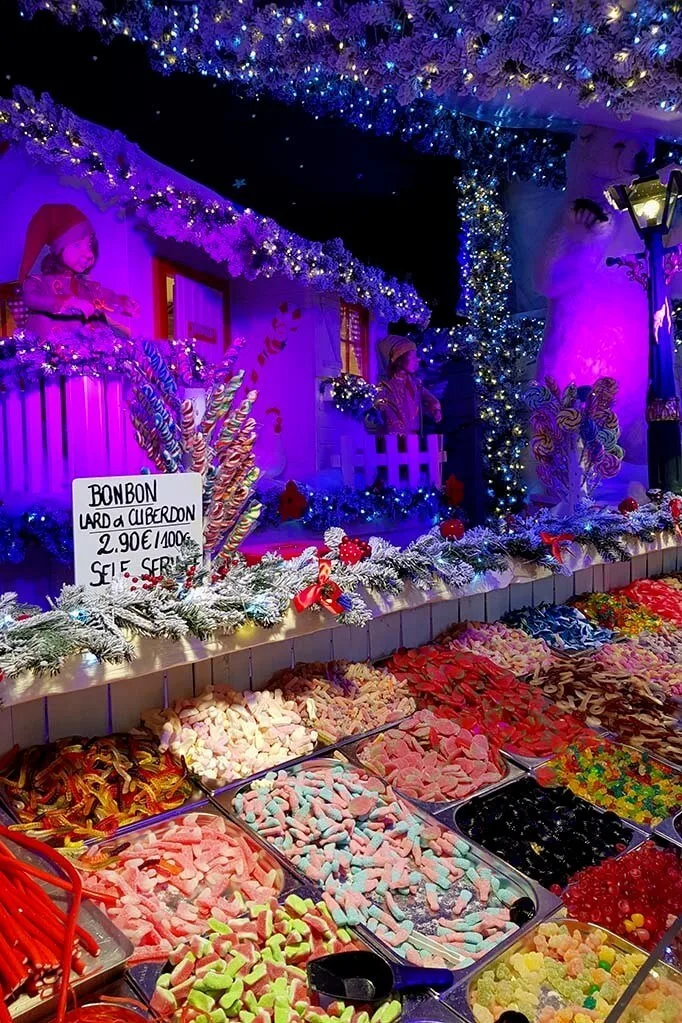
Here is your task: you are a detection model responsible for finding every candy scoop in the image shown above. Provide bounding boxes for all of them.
[306,950,453,1003]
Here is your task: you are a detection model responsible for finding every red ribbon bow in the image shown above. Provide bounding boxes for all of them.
[540,531,575,564]
[293,559,349,615]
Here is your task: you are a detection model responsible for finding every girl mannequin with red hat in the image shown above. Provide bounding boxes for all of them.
[374,334,442,434]
[19,203,139,338]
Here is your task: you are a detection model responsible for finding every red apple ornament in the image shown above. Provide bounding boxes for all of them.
[439,518,465,541]
[618,497,639,515]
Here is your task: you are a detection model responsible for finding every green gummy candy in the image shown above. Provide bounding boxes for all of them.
[274,1005,290,1023]
[243,964,267,986]
[188,990,216,1013]
[203,972,236,991]
[226,953,248,978]
[336,928,353,944]
[210,1011,228,1023]
[284,894,308,916]
[356,1014,370,1023]
[209,918,231,934]
[157,975,171,989]
[370,1000,402,1023]
[238,1014,255,1023]
[244,992,258,1013]
[257,993,275,1010]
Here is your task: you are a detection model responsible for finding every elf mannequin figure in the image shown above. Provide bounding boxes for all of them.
[374,335,442,433]
[18,203,139,338]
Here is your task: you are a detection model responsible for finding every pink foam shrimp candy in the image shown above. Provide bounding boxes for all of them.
[151,894,402,1023]
[76,810,283,964]
[142,686,318,788]
[435,620,555,677]
[357,709,505,803]
[233,762,526,968]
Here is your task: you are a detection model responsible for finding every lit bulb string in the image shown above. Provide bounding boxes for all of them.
[0,88,429,326]
[17,0,682,121]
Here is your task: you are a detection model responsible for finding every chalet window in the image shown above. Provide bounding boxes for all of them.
[153,258,230,359]
[340,300,369,378]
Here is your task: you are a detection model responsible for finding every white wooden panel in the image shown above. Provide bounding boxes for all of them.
[400,604,432,649]
[646,550,663,578]
[532,576,555,606]
[0,395,7,492]
[603,560,631,591]
[105,378,127,476]
[6,391,26,493]
[331,625,370,662]
[368,613,402,660]
[110,672,164,732]
[430,598,460,638]
[677,545,682,571]
[509,581,533,611]
[0,709,13,757]
[293,630,334,666]
[228,649,253,691]
[251,641,293,690]
[553,573,575,604]
[165,664,195,705]
[10,700,46,749]
[458,593,486,623]
[662,546,678,575]
[630,553,649,581]
[44,380,66,492]
[23,389,45,494]
[210,654,236,689]
[485,586,510,623]
[592,563,605,592]
[192,659,214,695]
[47,686,109,741]
[573,567,594,596]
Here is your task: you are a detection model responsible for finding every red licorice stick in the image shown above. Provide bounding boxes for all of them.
[0,852,117,906]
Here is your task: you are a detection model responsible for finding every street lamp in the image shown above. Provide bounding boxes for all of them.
[606,165,682,492]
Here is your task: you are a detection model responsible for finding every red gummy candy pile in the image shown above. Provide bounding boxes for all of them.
[618,579,682,627]
[386,645,590,758]
[562,841,682,951]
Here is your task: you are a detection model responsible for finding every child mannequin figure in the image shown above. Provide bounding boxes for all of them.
[374,335,442,434]
[18,203,139,339]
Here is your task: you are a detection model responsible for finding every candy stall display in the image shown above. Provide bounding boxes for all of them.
[149,894,402,1023]
[613,962,682,1023]
[450,776,637,890]
[562,841,682,951]
[446,919,651,1023]
[434,621,555,678]
[141,687,319,789]
[619,579,682,627]
[535,740,682,828]
[594,640,682,699]
[501,604,615,652]
[386,646,591,764]
[348,710,522,811]
[570,591,664,637]
[75,806,286,965]
[269,662,417,744]
[0,733,195,848]
[225,760,557,972]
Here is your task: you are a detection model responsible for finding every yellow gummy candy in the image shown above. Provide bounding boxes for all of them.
[472,1006,494,1023]
[598,945,616,965]
[631,913,645,928]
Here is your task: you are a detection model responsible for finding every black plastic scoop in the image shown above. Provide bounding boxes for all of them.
[306,950,453,1004]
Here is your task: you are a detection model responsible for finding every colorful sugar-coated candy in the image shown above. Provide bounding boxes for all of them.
[618,964,682,1023]
[357,709,505,803]
[469,920,647,1023]
[142,686,317,788]
[618,579,682,627]
[571,591,664,637]
[658,574,682,591]
[502,602,614,652]
[270,661,416,742]
[435,620,555,677]
[536,740,682,826]
[594,640,682,699]
[387,646,590,758]
[529,658,682,766]
[76,811,283,964]
[563,841,682,951]
[455,776,633,890]
[0,731,192,847]
[151,895,401,1023]
[234,762,526,967]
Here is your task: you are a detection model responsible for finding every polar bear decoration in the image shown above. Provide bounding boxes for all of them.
[533,125,672,500]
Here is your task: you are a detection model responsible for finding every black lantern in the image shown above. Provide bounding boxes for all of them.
[606,166,682,493]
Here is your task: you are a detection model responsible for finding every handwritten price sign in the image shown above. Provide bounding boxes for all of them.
[73,473,203,588]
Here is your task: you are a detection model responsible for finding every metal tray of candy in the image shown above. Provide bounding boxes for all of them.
[0,733,205,851]
[653,811,682,850]
[72,800,304,990]
[598,729,682,774]
[131,879,460,1022]
[529,738,682,836]
[216,758,562,983]
[340,730,527,816]
[441,915,677,1023]
[4,834,133,1023]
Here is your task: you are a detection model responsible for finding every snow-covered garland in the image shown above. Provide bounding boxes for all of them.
[21,0,682,119]
[0,89,428,326]
[1,498,680,682]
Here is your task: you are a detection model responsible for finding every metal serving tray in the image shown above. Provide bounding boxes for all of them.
[530,737,682,835]
[442,916,673,1023]
[654,811,682,850]
[73,799,301,989]
[437,776,649,889]
[217,757,561,985]
[342,729,526,815]
[4,835,133,1023]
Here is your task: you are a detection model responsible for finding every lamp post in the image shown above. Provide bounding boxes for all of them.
[606,166,682,492]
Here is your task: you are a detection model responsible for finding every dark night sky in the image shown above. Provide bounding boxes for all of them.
[0,3,461,325]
